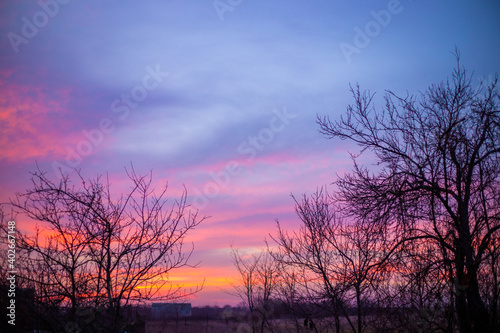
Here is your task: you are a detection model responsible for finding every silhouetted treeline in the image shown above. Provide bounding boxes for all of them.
[230,53,500,333]
[0,169,205,333]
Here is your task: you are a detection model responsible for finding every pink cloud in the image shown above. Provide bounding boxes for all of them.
[0,71,79,162]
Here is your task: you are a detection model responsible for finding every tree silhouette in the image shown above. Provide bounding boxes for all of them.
[273,189,391,333]
[317,51,500,333]
[229,247,279,333]
[10,167,205,332]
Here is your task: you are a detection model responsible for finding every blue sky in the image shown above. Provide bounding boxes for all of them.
[1,0,499,305]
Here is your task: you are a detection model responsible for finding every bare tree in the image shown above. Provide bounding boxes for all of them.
[317,51,500,333]
[271,251,343,333]
[271,262,309,332]
[229,247,280,333]
[11,167,205,332]
[480,232,500,333]
[383,238,455,333]
[272,189,345,333]
[338,217,392,333]
[272,189,391,333]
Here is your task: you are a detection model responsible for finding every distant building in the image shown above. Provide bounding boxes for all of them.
[151,303,192,320]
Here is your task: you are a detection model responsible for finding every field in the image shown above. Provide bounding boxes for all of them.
[145,319,316,333]
[143,317,370,333]
[146,320,249,333]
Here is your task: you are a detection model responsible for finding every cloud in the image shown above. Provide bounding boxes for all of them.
[2,0,500,307]
[0,69,80,162]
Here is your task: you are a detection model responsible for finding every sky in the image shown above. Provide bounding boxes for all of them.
[1,0,499,306]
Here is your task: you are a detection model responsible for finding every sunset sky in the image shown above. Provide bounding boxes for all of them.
[1,0,499,306]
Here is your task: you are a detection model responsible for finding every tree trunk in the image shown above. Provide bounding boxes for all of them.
[466,271,491,333]
[455,240,492,333]
[356,285,362,333]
